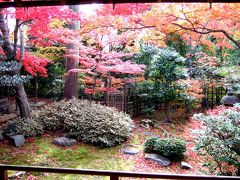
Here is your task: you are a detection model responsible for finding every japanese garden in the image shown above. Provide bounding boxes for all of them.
[0,2,239,179]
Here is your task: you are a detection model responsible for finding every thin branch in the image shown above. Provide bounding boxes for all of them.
[172,23,240,49]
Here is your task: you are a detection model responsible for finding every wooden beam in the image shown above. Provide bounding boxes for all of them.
[0,0,240,8]
[0,164,239,179]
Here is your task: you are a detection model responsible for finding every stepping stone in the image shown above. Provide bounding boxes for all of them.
[143,132,153,136]
[10,135,25,147]
[53,137,77,147]
[181,161,193,170]
[145,153,171,166]
[121,145,140,155]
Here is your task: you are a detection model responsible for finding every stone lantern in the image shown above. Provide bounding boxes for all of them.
[220,88,240,106]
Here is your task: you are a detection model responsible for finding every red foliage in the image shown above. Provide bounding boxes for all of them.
[16,51,50,77]
[65,38,145,95]
[13,7,81,47]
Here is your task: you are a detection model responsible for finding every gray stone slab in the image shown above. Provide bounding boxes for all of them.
[121,145,140,155]
[10,135,25,147]
[53,137,77,147]
[143,132,153,136]
[145,153,171,166]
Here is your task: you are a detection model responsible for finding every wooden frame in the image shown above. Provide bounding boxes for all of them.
[0,0,240,8]
[0,164,239,180]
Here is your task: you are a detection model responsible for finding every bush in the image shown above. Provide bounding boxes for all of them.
[144,137,186,159]
[3,118,44,138]
[144,137,158,153]
[193,104,240,176]
[32,98,134,147]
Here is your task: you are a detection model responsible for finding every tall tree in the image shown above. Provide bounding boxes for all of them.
[64,5,80,99]
[0,8,31,118]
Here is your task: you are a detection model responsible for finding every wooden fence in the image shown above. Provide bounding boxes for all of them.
[0,164,239,180]
[103,83,227,115]
[202,85,226,109]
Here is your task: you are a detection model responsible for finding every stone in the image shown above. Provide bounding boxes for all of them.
[181,161,193,170]
[221,88,240,106]
[0,133,3,141]
[144,153,171,166]
[121,145,140,155]
[53,137,77,147]
[10,135,25,147]
[221,95,240,106]
[8,171,26,179]
[143,132,153,136]
[4,123,17,135]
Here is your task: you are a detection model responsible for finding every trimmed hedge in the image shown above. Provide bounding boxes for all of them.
[144,137,186,159]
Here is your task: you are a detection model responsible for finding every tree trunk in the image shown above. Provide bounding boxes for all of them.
[64,5,80,99]
[0,8,31,119]
[18,24,31,119]
[15,85,31,118]
[164,102,172,123]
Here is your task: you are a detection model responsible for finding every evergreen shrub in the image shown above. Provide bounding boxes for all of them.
[144,137,186,159]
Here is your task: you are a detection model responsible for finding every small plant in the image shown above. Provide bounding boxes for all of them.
[144,137,186,159]
[193,104,240,176]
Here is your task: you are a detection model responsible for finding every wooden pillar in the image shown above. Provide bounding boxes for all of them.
[0,169,8,180]
[110,175,118,180]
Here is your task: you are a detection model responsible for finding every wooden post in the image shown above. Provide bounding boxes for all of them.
[110,175,118,180]
[0,169,8,180]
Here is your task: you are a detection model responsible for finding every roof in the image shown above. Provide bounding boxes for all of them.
[0,0,239,8]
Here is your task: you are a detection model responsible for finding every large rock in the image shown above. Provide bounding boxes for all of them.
[181,161,193,170]
[10,135,25,147]
[4,123,17,136]
[145,153,171,166]
[53,137,77,147]
[221,95,240,106]
[121,145,140,155]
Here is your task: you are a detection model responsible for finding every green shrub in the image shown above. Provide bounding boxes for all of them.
[144,137,186,159]
[32,98,134,147]
[3,118,44,138]
[144,137,158,153]
[193,105,240,176]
